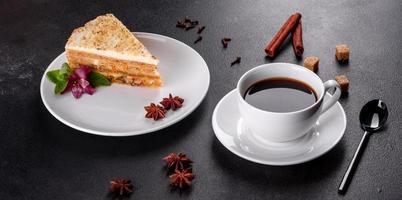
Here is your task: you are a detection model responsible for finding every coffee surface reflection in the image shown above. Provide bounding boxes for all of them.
[244,77,317,112]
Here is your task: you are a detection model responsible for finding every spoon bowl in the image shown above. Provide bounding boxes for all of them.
[359,99,388,132]
[338,99,388,194]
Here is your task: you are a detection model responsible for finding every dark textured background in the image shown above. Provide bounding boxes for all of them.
[1,0,402,199]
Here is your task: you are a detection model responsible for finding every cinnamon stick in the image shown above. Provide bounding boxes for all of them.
[292,20,304,57]
[264,13,302,58]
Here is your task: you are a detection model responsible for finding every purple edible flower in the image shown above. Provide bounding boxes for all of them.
[63,66,96,99]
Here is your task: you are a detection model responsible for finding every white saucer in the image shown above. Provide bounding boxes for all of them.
[212,89,346,166]
[40,32,210,136]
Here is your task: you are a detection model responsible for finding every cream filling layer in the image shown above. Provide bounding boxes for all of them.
[99,70,161,77]
[65,46,159,65]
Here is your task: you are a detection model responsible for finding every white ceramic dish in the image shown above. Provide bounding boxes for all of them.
[212,89,346,166]
[40,32,210,136]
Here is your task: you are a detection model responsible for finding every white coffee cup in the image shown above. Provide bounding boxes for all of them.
[237,63,341,142]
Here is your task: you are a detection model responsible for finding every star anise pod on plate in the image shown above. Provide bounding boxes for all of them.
[163,152,193,171]
[160,94,184,111]
[144,103,166,120]
[169,168,195,189]
[109,179,133,196]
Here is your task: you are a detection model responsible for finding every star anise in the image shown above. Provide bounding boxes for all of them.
[144,103,166,120]
[163,152,193,171]
[169,168,195,189]
[160,94,184,111]
[109,179,133,196]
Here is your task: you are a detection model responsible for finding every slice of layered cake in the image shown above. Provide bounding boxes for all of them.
[65,14,162,87]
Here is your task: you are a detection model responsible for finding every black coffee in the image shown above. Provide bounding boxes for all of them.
[244,77,317,112]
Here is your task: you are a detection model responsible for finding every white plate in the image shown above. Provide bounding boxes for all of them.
[212,89,346,166]
[40,32,210,136]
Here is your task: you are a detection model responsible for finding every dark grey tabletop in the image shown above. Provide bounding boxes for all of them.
[1,0,402,199]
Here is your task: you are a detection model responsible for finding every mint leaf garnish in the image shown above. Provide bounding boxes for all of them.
[54,80,68,94]
[46,70,61,84]
[88,71,111,87]
[46,63,72,94]
[60,63,72,77]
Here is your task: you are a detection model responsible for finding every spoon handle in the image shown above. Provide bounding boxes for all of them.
[338,131,370,194]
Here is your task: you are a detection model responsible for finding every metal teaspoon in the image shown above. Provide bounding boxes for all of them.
[338,99,388,194]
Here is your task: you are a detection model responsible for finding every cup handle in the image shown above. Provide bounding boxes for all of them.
[321,80,341,114]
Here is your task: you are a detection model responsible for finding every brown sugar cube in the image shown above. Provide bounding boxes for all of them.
[304,56,319,72]
[335,75,349,93]
[336,44,349,61]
